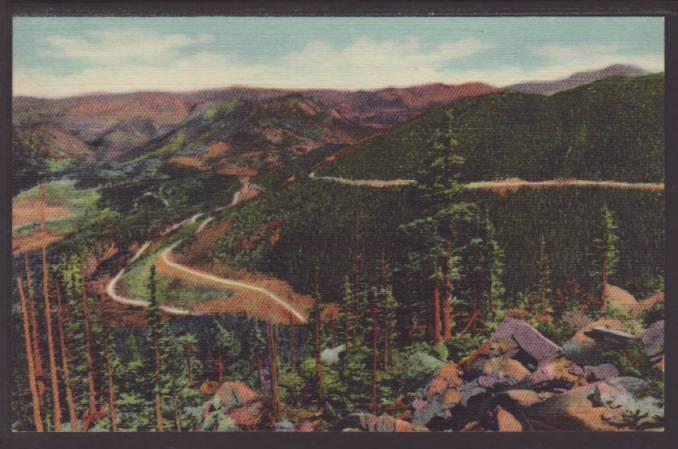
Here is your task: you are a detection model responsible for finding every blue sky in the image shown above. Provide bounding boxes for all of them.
[13,16,664,97]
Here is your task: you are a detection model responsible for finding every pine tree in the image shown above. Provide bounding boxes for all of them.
[80,270,98,415]
[590,206,620,310]
[23,253,45,411]
[176,334,199,386]
[54,280,79,431]
[485,214,506,322]
[368,287,380,415]
[266,324,281,421]
[341,275,354,355]
[382,286,398,371]
[307,296,324,407]
[247,320,267,391]
[103,327,118,431]
[146,265,164,432]
[442,238,455,342]
[39,181,62,431]
[212,321,241,385]
[537,235,552,313]
[17,277,44,431]
[432,264,443,345]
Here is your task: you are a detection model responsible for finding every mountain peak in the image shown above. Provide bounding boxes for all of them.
[509,64,650,96]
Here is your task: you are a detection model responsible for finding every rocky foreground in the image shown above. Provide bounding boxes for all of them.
[194,308,663,432]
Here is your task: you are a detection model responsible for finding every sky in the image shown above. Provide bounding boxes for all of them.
[13,16,664,98]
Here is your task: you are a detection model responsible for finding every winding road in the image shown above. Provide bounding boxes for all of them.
[104,181,307,323]
[309,172,664,192]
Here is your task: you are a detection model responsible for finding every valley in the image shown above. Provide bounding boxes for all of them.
[11,66,665,433]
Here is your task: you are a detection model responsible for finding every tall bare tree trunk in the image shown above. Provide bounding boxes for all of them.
[370,298,379,415]
[155,344,164,432]
[289,322,297,373]
[314,272,324,407]
[18,278,44,432]
[433,286,442,345]
[106,343,118,432]
[442,240,453,341]
[39,181,62,431]
[266,324,280,421]
[24,253,45,398]
[81,279,97,413]
[24,253,45,415]
[173,397,182,432]
[55,284,79,431]
[600,252,608,311]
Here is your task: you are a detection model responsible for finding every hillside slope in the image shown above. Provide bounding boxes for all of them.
[320,74,664,183]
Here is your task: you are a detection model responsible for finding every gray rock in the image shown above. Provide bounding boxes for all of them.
[321,344,346,365]
[477,375,518,389]
[583,327,636,349]
[490,317,562,364]
[606,376,650,397]
[583,363,620,381]
[412,395,447,426]
[641,321,664,360]
[275,421,295,432]
[458,379,487,407]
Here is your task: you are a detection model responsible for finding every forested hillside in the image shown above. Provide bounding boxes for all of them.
[321,74,664,183]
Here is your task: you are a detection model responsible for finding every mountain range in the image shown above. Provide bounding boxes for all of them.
[12,64,657,192]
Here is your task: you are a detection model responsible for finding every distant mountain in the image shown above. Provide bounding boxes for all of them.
[508,64,649,95]
[305,82,504,128]
[12,82,503,186]
[320,74,664,183]
[117,94,368,177]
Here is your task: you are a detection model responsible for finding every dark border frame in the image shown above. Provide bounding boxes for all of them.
[1,1,676,449]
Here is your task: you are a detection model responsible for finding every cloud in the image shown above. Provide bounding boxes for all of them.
[41,28,214,66]
[14,35,496,96]
[12,29,663,97]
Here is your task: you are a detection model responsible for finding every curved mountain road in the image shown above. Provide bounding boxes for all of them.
[104,180,306,322]
[159,241,307,323]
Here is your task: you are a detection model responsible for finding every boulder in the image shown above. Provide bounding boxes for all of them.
[529,357,587,388]
[641,321,664,361]
[495,405,524,432]
[631,292,664,318]
[583,364,620,381]
[526,382,626,431]
[570,319,629,349]
[482,356,531,383]
[228,401,265,428]
[583,327,636,350]
[477,375,517,389]
[345,413,429,432]
[461,340,519,374]
[214,382,258,412]
[606,376,650,397]
[500,389,544,407]
[489,317,562,365]
[605,284,638,309]
[563,310,594,330]
[426,363,463,399]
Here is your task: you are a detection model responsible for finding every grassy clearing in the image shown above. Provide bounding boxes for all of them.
[12,179,100,236]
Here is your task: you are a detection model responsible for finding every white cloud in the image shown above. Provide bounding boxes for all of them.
[41,28,214,66]
[12,31,663,97]
[14,32,496,97]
